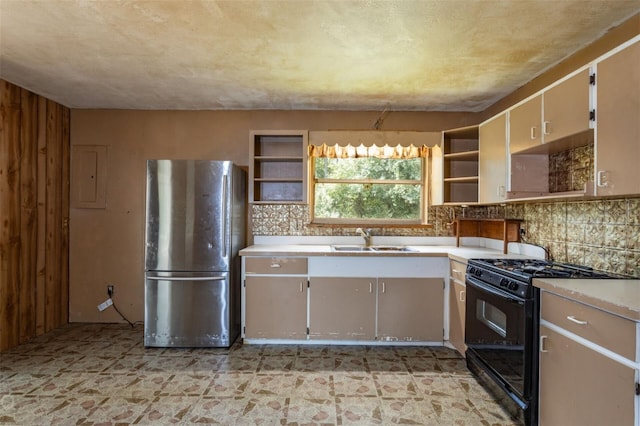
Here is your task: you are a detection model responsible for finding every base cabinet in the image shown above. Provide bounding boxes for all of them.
[539,325,636,426]
[243,256,448,343]
[308,276,444,342]
[309,277,376,340]
[448,259,466,354]
[377,278,444,342]
[538,290,639,425]
[245,276,307,339]
[243,256,308,340]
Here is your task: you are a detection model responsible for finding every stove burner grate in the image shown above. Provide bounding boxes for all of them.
[470,258,624,282]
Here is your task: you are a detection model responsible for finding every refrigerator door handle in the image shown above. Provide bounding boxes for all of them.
[146,276,226,281]
[221,174,228,258]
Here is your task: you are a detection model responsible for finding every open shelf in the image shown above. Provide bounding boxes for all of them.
[455,218,523,254]
[440,126,479,204]
[249,131,308,203]
[509,131,595,201]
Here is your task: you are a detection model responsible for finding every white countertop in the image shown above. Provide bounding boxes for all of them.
[534,278,640,322]
[239,244,536,262]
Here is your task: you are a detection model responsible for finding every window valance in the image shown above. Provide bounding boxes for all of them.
[309,143,429,159]
[308,130,436,159]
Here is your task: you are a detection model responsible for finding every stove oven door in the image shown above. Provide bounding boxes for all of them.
[464,275,534,403]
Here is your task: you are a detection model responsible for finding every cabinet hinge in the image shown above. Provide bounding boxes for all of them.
[589,73,596,85]
[589,110,596,121]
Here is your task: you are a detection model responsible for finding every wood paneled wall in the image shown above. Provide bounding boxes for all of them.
[0,79,69,352]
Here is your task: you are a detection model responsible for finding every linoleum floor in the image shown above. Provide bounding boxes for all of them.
[0,323,520,425]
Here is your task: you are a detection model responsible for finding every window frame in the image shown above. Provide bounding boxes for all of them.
[309,156,429,225]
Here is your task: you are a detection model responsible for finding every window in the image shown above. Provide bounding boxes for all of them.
[309,143,429,224]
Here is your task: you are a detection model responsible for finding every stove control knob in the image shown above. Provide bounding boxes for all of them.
[499,278,509,287]
[508,282,519,291]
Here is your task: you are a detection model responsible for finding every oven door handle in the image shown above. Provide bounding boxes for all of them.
[466,276,525,305]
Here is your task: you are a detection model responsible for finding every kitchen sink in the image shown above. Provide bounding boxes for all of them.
[331,245,416,252]
[331,245,373,252]
[371,246,416,252]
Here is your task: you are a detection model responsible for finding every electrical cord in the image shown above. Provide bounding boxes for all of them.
[107,287,135,328]
[520,232,553,261]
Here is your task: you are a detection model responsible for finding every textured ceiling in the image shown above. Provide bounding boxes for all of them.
[1,0,638,111]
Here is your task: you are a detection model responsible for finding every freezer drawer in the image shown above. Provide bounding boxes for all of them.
[144,271,237,347]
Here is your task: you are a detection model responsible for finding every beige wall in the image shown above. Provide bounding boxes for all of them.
[69,110,477,322]
[69,13,640,324]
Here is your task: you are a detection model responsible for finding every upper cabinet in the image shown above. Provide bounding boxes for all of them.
[542,68,593,144]
[509,69,593,156]
[594,40,640,196]
[478,113,507,204]
[505,37,639,200]
[509,94,542,153]
[249,130,308,203]
[432,125,479,205]
[440,37,640,205]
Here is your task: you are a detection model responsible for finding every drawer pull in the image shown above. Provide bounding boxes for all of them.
[540,335,548,353]
[459,290,465,303]
[530,126,537,140]
[270,263,281,268]
[567,315,588,325]
[543,120,551,135]
[452,269,460,274]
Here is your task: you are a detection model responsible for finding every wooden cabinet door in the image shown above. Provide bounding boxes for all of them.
[448,279,466,355]
[509,94,542,153]
[595,41,640,196]
[377,278,444,342]
[309,277,376,340]
[479,113,507,203]
[542,68,591,144]
[539,325,635,426]
[245,276,307,339]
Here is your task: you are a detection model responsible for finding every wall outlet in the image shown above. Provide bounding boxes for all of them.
[107,285,114,297]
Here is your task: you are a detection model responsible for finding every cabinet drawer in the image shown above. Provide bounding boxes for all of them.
[541,291,636,360]
[245,257,308,274]
[450,260,466,283]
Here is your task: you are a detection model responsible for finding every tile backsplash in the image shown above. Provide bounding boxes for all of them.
[251,196,640,277]
[548,143,594,193]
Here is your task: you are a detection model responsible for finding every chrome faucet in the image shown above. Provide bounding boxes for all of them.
[356,228,372,247]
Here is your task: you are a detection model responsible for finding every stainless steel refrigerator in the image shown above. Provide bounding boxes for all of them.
[144,160,246,348]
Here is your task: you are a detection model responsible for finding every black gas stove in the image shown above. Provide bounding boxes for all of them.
[464,258,622,426]
[466,258,620,299]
